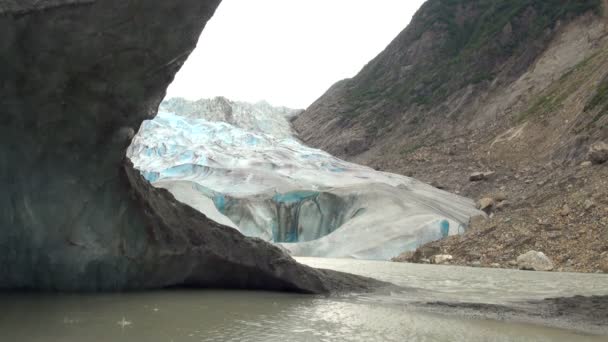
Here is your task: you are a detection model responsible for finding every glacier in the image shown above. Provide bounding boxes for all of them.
[128,97,482,260]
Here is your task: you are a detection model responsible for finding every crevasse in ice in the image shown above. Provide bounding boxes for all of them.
[128,97,482,260]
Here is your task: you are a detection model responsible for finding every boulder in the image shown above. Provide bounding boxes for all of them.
[493,192,508,202]
[477,197,495,213]
[430,254,453,264]
[392,251,414,263]
[409,246,442,263]
[517,251,554,271]
[470,172,485,181]
[588,142,608,164]
[484,171,496,179]
[470,171,495,181]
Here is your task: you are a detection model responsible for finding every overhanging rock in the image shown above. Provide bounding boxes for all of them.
[0,0,382,293]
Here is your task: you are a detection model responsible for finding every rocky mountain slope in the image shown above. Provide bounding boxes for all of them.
[294,0,608,272]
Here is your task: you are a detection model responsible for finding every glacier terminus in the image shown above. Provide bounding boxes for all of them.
[128,97,482,260]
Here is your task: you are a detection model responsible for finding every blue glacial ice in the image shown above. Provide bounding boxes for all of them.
[127,97,483,260]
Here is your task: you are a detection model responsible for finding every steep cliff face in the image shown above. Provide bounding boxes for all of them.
[0,0,381,292]
[295,0,608,271]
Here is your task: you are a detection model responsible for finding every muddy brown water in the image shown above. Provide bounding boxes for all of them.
[1,257,607,341]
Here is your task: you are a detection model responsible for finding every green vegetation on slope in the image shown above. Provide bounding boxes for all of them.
[585,77,608,112]
[406,0,600,103]
[518,94,563,123]
[417,0,602,50]
[515,53,594,122]
[585,76,608,126]
[346,0,601,127]
[516,48,608,129]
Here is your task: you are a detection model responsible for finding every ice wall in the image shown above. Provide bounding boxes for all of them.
[128,100,482,260]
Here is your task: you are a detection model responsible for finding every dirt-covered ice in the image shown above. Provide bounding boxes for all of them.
[128,99,482,260]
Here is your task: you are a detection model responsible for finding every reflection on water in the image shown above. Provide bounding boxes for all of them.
[1,258,607,342]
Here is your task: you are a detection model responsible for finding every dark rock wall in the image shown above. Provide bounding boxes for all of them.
[0,0,380,293]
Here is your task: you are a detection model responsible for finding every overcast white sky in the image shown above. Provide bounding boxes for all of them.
[166,0,425,109]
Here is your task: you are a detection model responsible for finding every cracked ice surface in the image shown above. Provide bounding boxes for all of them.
[128,99,482,260]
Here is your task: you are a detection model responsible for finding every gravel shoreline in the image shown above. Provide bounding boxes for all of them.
[419,295,608,336]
